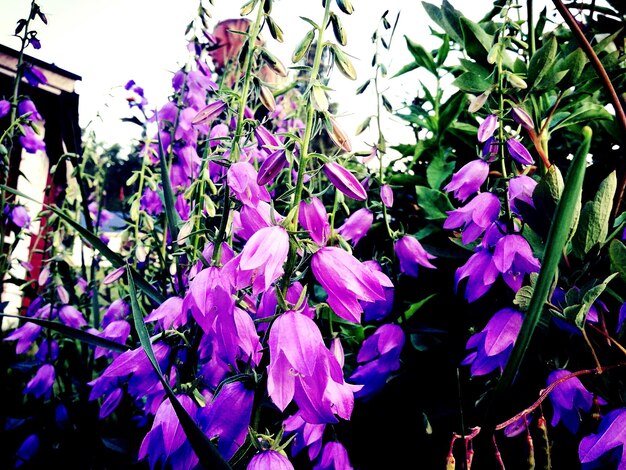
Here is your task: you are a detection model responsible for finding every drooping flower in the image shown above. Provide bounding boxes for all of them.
[478,114,498,142]
[283,411,325,460]
[394,235,437,278]
[492,234,541,292]
[508,175,537,216]
[15,434,39,468]
[360,260,394,322]
[9,205,31,229]
[313,441,354,470]
[511,106,534,131]
[443,192,501,244]
[299,197,330,245]
[547,369,605,434]
[247,450,294,470]
[227,161,271,207]
[19,125,46,154]
[444,159,490,202]
[311,247,392,323]
[349,324,405,400]
[461,308,524,376]
[0,99,10,118]
[579,408,626,469]
[24,363,55,399]
[506,138,534,165]
[323,162,367,201]
[337,208,373,246]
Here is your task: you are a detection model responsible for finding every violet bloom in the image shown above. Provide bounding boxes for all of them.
[198,380,254,460]
[506,138,534,165]
[579,408,626,469]
[443,192,501,244]
[257,149,287,186]
[299,197,330,245]
[492,234,541,292]
[10,205,30,229]
[547,369,605,434]
[138,395,198,470]
[283,411,325,460]
[18,99,42,121]
[20,125,46,154]
[349,324,405,400]
[508,175,537,216]
[24,363,55,399]
[313,441,354,470]
[101,299,130,328]
[481,136,500,162]
[361,260,394,322]
[144,296,187,331]
[15,434,39,468]
[228,225,290,296]
[323,162,367,201]
[337,208,373,247]
[478,114,498,143]
[233,201,283,242]
[247,450,294,470]
[227,161,271,207]
[0,99,10,118]
[511,107,534,131]
[311,247,392,323]
[394,235,437,277]
[191,99,226,125]
[444,159,490,202]
[461,308,523,376]
[380,184,394,207]
[455,246,500,303]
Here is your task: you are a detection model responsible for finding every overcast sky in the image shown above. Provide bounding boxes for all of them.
[0,0,552,155]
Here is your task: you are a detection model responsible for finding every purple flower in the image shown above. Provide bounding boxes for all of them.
[360,260,394,322]
[138,395,199,470]
[454,245,500,302]
[313,441,353,470]
[481,136,500,162]
[199,380,254,460]
[10,205,31,229]
[227,225,290,296]
[337,208,373,246]
[443,192,501,244]
[19,125,46,154]
[380,184,394,207]
[144,296,187,330]
[508,175,537,215]
[228,161,271,207]
[478,114,498,143]
[247,450,294,470]
[25,363,55,399]
[58,305,87,329]
[349,324,405,400]
[394,235,437,277]
[191,99,226,125]
[101,299,130,328]
[299,197,330,246]
[18,99,42,121]
[579,408,626,468]
[284,411,325,460]
[323,162,367,201]
[311,247,392,323]
[4,321,43,354]
[506,138,534,165]
[24,65,47,87]
[444,159,490,202]
[492,234,541,292]
[547,369,605,434]
[511,107,534,131]
[461,308,523,376]
[257,149,287,185]
[0,99,10,118]
[15,434,39,468]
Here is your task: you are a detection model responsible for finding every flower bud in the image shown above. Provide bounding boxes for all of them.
[326,114,352,153]
[192,100,226,125]
[506,72,528,90]
[323,162,367,201]
[511,107,534,131]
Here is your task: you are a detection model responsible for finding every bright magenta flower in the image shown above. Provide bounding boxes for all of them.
[380,184,394,207]
[247,450,294,470]
[579,408,626,468]
[443,192,501,244]
[337,208,373,246]
[311,247,392,323]
[299,197,330,245]
[313,441,353,470]
[506,138,534,165]
[323,162,367,201]
[394,235,437,277]
[478,114,498,142]
[444,159,490,202]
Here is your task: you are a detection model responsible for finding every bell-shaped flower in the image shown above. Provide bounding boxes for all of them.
[349,324,405,400]
[337,208,373,247]
[313,441,354,470]
[186,266,235,333]
[461,308,523,376]
[25,363,55,399]
[0,99,10,118]
[228,225,290,296]
[257,149,287,186]
[144,296,187,331]
[443,192,501,244]
[58,305,87,329]
[323,162,367,201]
[101,299,130,328]
[547,369,606,434]
[284,411,325,460]
[492,234,541,292]
[579,407,626,469]
[233,201,283,242]
[247,450,294,470]
[257,282,315,332]
[4,321,42,354]
[360,260,394,322]
[299,197,330,246]
[311,247,392,323]
[394,235,437,278]
[478,114,498,142]
[34,338,58,362]
[198,380,254,460]
[508,175,537,216]
[511,107,534,130]
[18,99,43,121]
[444,159,490,202]
[92,320,130,360]
[20,125,46,154]
[506,138,534,165]
[9,205,31,229]
[227,161,271,207]
[138,395,199,470]
[15,434,39,468]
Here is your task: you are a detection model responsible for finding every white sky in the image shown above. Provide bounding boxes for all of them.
[0,0,552,156]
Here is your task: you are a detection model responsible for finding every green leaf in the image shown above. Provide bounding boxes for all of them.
[404,36,437,75]
[127,270,232,470]
[399,294,437,324]
[436,34,450,65]
[572,171,617,258]
[556,48,588,87]
[421,0,464,44]
[392,61,419,78]
[0,313,130,352]
[550,102,614,132]
[494,126,592,416]
[459,16,494,65]
[532,164,564,222]
[415,186,454,221]
[426,152,455,190]
[438,91,466,134]
[452,72,492,93]
[528,36,557,88]
[513,273,539,312]
[609,239,626,283]
[573,274,618,328]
